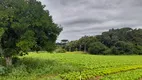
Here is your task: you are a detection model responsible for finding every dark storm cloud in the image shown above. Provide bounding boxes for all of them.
[38,0,142,42]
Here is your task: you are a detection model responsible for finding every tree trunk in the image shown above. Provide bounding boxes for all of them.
[84,44,86,52]
[69,47,72,52]
[79,45,82,51]
[5,57,12,66]
[36,50,39,54]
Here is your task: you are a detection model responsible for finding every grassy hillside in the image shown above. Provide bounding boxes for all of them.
[1,52,142,80]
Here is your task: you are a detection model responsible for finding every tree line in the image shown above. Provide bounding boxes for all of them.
[61,27,142,55]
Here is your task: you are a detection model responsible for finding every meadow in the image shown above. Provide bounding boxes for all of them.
[0,52,142,80]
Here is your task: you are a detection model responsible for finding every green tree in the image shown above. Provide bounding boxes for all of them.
[0,0,62,66]
[88,42,108,54]
[112,41,135,55]
[65,40,78,51]
[61,39,69,44]
[127,29,142,46]
[78,36,98,52]
[97,27,132,47]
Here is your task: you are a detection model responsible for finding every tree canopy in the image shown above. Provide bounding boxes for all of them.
[0,0,62,66]
[63,28,142,55]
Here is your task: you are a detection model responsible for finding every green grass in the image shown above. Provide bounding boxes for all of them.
[0,52,142,80]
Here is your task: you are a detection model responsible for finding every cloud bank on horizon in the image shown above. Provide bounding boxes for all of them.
[38,0,142,42]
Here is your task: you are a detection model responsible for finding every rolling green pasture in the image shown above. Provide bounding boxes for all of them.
[1,52,142,80]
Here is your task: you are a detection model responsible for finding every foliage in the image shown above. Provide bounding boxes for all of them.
[102,69,142,80]
[54,47,66,53]
[1,52,142,80]
[12,57,20,64]
[0,0,62,65]
[63,28,142,55]
[65,40,79,51]
[134,45,142,55]
[111,41,135,55]
[60,65,142,80]
[64,36,98,52]
[0,65,7,75]
[88,42,108,54]
[97,27,142,47]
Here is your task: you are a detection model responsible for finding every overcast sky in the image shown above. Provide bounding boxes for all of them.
[38,0,142,42]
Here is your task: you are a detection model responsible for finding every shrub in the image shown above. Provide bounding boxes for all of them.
[112,41,141,55]
[8,65,29,78]
[12,57,20,65]
[103,48,112,55]
[0,65,7,75]
[88,42,108,54]
[55,47,66,53]
[111,46,121,55]
[134,45,142,55]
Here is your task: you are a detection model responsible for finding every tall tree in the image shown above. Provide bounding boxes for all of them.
[61,39,69,45]
[78,36,98,52]
[97,27,132,47]
[0,0,62,66]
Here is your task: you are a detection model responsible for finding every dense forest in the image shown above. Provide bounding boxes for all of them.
[59,27,142,55]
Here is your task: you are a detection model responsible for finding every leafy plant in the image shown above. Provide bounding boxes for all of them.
[0,65,7,75]
[55,47,66,53]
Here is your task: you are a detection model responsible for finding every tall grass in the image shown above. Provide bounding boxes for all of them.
[0,53,83,80]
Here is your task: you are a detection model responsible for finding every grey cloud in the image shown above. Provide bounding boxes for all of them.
[64,18,105,26]
[38,0,142,42]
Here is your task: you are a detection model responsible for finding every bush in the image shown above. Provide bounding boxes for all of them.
[134,45,142,55]
[12,57,20,65]
[55,47,66,53]
[0,65,7,75]
[103,48,112,55]
[111,46,121,55]
[112,41,140,55]
[8,65,29,77]
[88,42,108,54]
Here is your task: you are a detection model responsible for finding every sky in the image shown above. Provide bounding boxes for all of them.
[38,0,142,42]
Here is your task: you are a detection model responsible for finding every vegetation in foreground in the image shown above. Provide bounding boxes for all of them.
[0,52,142,80]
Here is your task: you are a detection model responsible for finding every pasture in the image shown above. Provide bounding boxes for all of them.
[0,52,142,80]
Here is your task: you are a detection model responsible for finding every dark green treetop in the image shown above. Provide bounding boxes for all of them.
[0,0,62,59]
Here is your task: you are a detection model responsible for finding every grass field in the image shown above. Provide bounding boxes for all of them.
[0,52,142,80]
